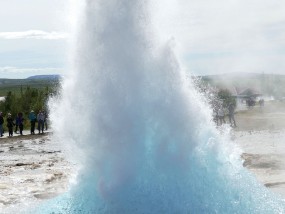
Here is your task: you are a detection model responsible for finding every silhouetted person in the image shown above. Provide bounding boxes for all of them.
[6,113,15,137]
[213,109,219,126]
[0,112,3,137]
[218,107,226,125]
[43,111,48,130]
[37,111,45,134]
[18,112,24,135]
[259,99,264,107]
[15,114,20,134]
[228,103,237,127]
[29,110,36,135]
[246,98,255,108]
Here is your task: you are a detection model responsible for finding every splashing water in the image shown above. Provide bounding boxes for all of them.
[40,0,285,213]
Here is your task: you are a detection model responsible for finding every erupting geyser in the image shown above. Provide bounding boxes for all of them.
[40,0,285,213]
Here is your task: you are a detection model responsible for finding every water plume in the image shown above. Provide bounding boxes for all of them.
[42,0,285,213]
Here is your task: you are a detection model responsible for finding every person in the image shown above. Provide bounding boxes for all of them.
[29,110,36,135]
[18,112,24,135]
[6,113,15,137]
[43,111,48,131]
[228,103,237,127]
[0,112,4,137]
[37,111,45,134]
[218,107,226,125]
[259,98,264,107]
[261,99,265,106]
[212,109,219,126]
[14,113,20,133]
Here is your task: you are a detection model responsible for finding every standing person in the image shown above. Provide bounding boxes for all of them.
[261,99,264,107]
[218,107,226,125]
[258,99,262,107]
[6,113,15,137]
[37,111,45,134]
[212,108,219,126]
[18,112,24,135]
[15,113,20,134]
[228,103,237,127]
[43,111,48,131]
[29,110,36,135]
[0,112,4,137]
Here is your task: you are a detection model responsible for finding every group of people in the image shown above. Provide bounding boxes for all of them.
[0,110,48,137]
[246,98,265,108]
[214,103,237,127]
[28,110,47,135]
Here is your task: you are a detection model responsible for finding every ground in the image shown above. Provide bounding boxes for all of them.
[233,100,285,197]
[0,100,285,212]
[0,132,75,212]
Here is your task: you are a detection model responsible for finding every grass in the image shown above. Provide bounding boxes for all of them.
[0,79,59,96]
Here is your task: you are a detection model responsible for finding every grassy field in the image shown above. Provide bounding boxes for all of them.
[0,78,59,96]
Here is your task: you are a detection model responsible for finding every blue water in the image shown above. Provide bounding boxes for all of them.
[37,0,285,213]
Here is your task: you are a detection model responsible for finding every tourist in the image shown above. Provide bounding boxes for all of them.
[0,112,4,137]
[6,113,15,137]
[43,111,48,131]
[259,99,264,108]
[29,110,36,135]
[218,107,226,125]
[228,103,237,127]
[212,107,219,126]
[37,111,45,134]
[14,113,20,134]
[18,112,24,135]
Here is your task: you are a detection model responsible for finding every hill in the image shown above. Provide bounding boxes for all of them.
[0,77,60,97]
[27,75,61,80]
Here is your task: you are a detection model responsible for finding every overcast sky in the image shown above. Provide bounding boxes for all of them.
[151,0,285,75]
[0,0,67,78]
[1,0,285,78]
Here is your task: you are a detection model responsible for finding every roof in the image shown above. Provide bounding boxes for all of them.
[235,88,262,98]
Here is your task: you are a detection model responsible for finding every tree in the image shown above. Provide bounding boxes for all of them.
[217,89,236,108]
[0,85,57,129]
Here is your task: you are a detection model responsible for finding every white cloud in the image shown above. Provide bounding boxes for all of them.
[0,66,62,74]
[0,0,67,32]
[0,30,68,40]
[0,66,63,79]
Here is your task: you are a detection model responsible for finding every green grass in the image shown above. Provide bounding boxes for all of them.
[0,79,59,96]
[0,85,49,96]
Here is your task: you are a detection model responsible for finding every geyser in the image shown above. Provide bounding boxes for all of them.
[41,0,285,213]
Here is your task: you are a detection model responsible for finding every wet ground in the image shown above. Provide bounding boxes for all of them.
[233,101,285,198]
[234,130,285,198]
[0,133,75,211]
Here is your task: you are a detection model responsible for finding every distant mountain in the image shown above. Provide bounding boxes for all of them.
[27,75,61,80]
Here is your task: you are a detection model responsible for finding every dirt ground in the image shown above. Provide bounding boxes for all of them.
[235,100,285,131]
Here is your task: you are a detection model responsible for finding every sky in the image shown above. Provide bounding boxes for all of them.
[0,0,68,78]
[1,0,285,78]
